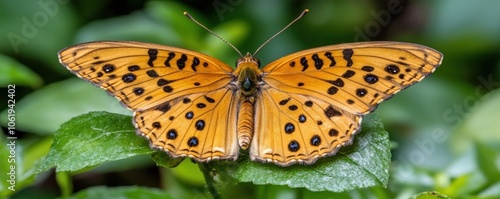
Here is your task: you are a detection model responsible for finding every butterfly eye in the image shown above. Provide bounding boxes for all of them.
[235,58,243,67]
[253,58,261,68]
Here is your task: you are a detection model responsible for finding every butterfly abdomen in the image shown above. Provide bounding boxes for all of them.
[237,101,254,150]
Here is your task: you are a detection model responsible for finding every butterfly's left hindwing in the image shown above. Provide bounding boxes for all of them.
[134,87,240,161]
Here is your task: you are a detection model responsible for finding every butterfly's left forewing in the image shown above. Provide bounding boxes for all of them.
[58,41,234,111]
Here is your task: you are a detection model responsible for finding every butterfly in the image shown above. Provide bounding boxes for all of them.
[58,11,442,167]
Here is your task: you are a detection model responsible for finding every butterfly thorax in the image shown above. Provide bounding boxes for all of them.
[235,53,262,98]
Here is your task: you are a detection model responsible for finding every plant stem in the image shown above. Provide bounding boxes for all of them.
[198,163,221,199]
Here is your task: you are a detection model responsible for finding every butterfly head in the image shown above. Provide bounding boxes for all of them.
[236,52,261,68]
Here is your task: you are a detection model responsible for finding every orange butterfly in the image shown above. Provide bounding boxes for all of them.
[58,10,442,166]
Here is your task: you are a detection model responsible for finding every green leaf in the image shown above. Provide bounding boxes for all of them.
[441,171,487,197]
[411,191,451,199]
[37,112,152,173]
[76,7,180,46]
[212,114,391,192]
[0,134,15,198]
[0,1,77,74]
[144,1,201,47]
[0,54,43,88]
[151,152,208,186]
[0,134,52,198]
[479,182,500,198]
[454,88,500,153]
[475,142,500,185]
[201,20,249,65]
[151,151,183,168]
[65,186,173,199]
[0,78,130,135]
[302,186,390,199]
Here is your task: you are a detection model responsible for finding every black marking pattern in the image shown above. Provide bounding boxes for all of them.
[356,88,368,97]
[146,70,159,78]
[147,49,158,67]
[102,64,115,73]
[312,54,324,69]
[167,129,177,139]
[385,64,400,74]
[324,106,342,117]
[342,49,354,67]
[204,96,215,103]
[279,98,290,105]
[324,52,336,66]
[128,65,140,71]
[304,101,313,107]
[157,78,172,86]
[288,140,300,152]
[192,57,200,71]
[163,85,173,93]
[364,74,379,84]
[177,54,188,70]
[195,120,205,130]
[329,129,339,136]
[185,111,194,119]
[310,135,321,146]
[164,52,175,67]
[298,114,307,123]
[327,86,338,95]
[132,87,144,95]
[122,73,136,83]
[284,122,295,134]
[152,122,161,129]
[155,102,171,113]
[361,66,374,72]
[187,137,198,147]
[327,78,344,87]
[300,57,308,71]
[342,70,356,78]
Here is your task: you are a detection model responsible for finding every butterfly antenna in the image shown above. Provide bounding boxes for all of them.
[252,9,309,57]
[184,12,244,58]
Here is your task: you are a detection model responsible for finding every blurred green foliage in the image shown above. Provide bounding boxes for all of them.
[1,0,500,198]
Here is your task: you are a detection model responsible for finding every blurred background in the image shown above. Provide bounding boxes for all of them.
[1,0,500,198]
